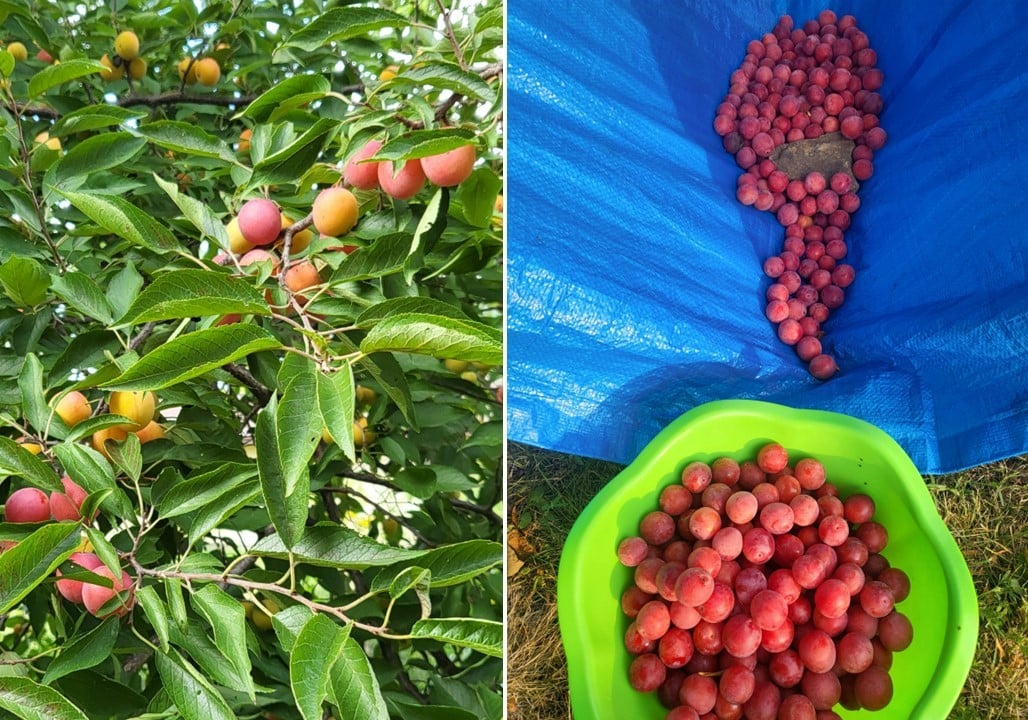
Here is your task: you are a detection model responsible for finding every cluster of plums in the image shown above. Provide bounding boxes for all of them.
[617,443,912,719]
[216,141,478,301]
[715,11,887,380]
[2,481,135,618]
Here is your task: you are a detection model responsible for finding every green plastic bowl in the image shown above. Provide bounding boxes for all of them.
[558,400,978,719]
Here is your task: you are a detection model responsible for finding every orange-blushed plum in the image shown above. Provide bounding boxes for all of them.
[378,159,425,200]
[82,566,136,618]
[343,139,383,190]
[312,187,359,237]
[421,144,476,187]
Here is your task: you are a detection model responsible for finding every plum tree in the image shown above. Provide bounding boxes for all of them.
[0,1,501,717]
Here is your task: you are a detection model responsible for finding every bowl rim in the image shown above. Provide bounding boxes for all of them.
[557,399,979,719]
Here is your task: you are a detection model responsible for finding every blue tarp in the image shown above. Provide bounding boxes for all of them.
[507,1,1028,474]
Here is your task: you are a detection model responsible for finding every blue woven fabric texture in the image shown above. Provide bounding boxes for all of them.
[507,0,1028,474]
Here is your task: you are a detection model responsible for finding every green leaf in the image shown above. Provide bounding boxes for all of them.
[50,331,120,385]
[354,297,471,329]
[256,396,309,549]
[0,51,14,78]
[0,436,61,491]
[271,604,314,652]
[28,59,106,97]
[361,313,501,364]
[155,649,235,720]
[330,233,413,283]
[374,129,476,162]
[394,61,496,102]
[455,167,502,227]
[50,271,114,324]
[354,344,417,430]
[52,106,149,137]
[291,614,349,720]
[371,540,502,591]
[165,577,188,628]
[62,414,135,444]
[116,269,271,326]
[57,190,179,253]
[403,188,449,283]
[252,525,426,569]
[409,618,502,657]
[186,483,261,549]
[238,74,331,122]
[46,134,147,199]
[0,256,49,306]
[135,585,170,649]
[191,584,255,702]
[0,522,81,614]
[158,463,258,519]
[52,443,134,518]
[19,354,51,439]
[136,121,237,162]
[383,700,478,720]
[282,7,406,51]
[152,174,229,248]
[41,618,120,685]
[106,431,141,482]
[328,636,389,720]
[317,366,355,461]
[51,671,145,718]
[83,527,121,581]
[278,358,321,496]
[105,262,144,320]
[387,567,431,618]
[102,324,282,391]
[462,420,501,450]
[0,677,89,720]
[251,119,339,187]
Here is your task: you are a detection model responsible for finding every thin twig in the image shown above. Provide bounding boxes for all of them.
[449,497,502,524]
[382,640,430,703]
[324,485,437,547]
[131,564,396,637]
[434,0,467,70]
[223,362,273,405]
[128,321,156,351]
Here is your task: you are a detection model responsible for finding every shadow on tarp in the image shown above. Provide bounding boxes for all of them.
[507,0,1028,474]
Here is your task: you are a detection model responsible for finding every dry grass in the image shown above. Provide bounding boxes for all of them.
[507,444,1028,719]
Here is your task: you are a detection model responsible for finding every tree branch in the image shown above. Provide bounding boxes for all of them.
[395,62,502,130]
[434,0,468,71]
[223,362,272,405]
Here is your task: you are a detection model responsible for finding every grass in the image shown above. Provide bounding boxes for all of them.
[506,443,1028,719]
